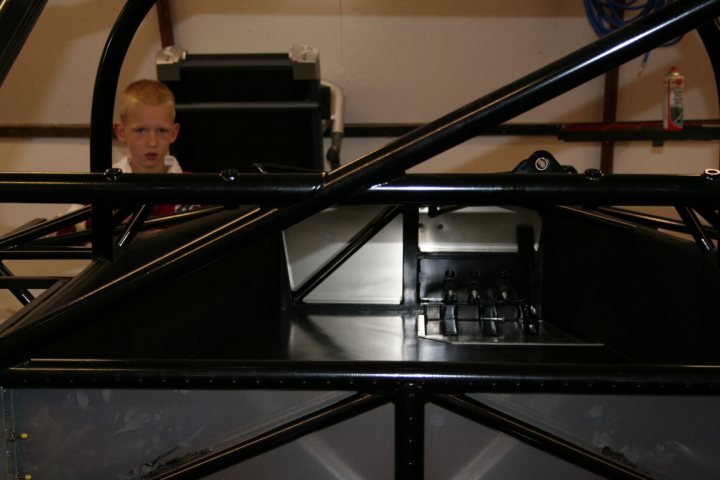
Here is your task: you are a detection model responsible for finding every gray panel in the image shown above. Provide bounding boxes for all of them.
[206,404,394,479]
[8,389,351,479]
[426,403,604,480]
[470,393,720,480]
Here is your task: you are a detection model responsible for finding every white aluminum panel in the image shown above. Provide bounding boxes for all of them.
[283,206,403,304]
[419,206,542,253]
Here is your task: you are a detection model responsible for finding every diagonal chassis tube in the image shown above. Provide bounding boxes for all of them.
[431,394,654,480]
[145,392,392,480]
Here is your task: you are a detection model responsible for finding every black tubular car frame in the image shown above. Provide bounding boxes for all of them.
[1,1,720,479]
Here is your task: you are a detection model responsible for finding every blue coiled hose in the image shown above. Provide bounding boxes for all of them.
[583,0,681,68]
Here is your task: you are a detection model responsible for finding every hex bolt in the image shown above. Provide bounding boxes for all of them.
[584,168,602,180]
[104,167,123,181]
[703,168,720,181]
[534,157,549,171]
[219,168,241,182]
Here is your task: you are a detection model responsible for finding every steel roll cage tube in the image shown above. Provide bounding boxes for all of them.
[22,205,228,248]
[675,205,716,253]
[351,172,720,206]
[695,206,720,264]
[139,390,659,480]
[0,172,324,204]
[0,362,707,480]
[0,172,716,259]
[144,392,392,480]
[87,0,720,211]
[0,277,67,289]
[431,393,654,480]
[4,362,720,477]
[0,194,711,258]
[3,0,720,368]
[320,0,720,193]
[116,203,154,248]
[0,3,716,478]
[7,353,720,480]
[0,205,280,366]
[6,207,229,262]
[0,247,92,260]
[5,360,720,395]
[0,262,33,305]
[4,189,712,362]
[597,206,719,237]
[561,205,719,256]
[89,0,155,258]
[0,171,717,206]
[0,0,48,87]
[692,205,720,265]
[0,206,91,249]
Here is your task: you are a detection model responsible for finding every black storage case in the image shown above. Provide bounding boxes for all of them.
[158,50,325,173]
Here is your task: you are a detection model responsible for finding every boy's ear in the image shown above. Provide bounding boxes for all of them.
[113,122,126,142]
[170,122,180,143]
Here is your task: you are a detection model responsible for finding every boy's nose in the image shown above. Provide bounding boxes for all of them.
[146,131,158,146]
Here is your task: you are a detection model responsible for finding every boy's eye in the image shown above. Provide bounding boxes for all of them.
[132,128,170,137]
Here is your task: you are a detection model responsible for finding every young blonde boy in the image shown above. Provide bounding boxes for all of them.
[60,79,185,232]
[113,79,182,174]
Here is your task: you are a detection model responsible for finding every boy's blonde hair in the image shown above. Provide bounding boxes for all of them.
[117,79,176,122]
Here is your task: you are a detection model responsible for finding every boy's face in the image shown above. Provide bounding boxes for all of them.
[114,103,179,173]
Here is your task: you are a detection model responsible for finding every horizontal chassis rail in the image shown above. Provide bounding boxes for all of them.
[0,172,717,206]
[5,360,720,394]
